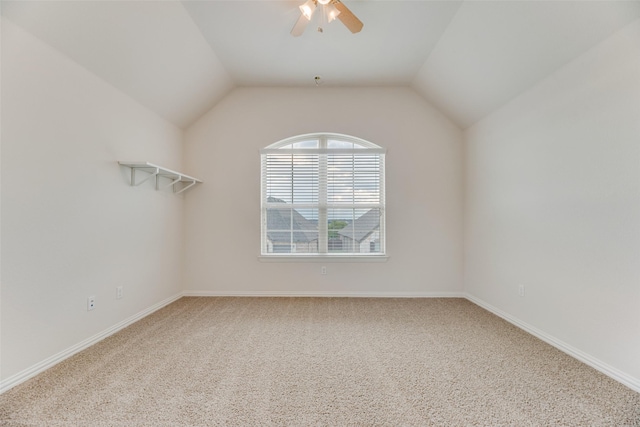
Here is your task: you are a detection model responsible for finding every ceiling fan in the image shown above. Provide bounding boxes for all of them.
[291,0,363,37]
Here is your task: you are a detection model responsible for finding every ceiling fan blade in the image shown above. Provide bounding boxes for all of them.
[334,1,363,34]
[291,13,310,37]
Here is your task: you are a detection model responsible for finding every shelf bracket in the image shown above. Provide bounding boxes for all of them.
[175,179,197,194]
[131,167,159,187]
[159,176,182,191]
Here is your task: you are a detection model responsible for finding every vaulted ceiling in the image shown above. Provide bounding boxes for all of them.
[2,1,639,129]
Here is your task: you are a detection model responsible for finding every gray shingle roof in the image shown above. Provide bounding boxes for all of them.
[266,197,317,243]
[338,209,380,243]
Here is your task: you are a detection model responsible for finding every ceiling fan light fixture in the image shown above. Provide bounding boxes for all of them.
[299,0,316,20]
[325,4,340,22]
[291,0,362,36]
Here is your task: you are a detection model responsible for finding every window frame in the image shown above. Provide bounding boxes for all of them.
[260,133,388,262]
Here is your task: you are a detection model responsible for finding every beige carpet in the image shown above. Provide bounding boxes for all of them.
[0,297,638,426]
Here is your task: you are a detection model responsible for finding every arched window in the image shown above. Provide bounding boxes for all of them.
[261,133,385,258]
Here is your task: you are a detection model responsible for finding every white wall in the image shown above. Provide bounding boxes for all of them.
[464,20,640,388]
[1,18,185,384]
[184,87,463,296]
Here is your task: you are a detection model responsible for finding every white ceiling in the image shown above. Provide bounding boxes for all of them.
[182,0,463,85]
[2,1,639,129]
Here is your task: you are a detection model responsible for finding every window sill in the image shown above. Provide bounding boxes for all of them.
[258,255,389,263]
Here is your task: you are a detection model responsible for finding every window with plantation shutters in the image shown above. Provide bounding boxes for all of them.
[261,133,385,258]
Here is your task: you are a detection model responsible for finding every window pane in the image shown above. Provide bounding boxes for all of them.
[327,209,352,253]
[327,140,369,149]
[266,207,318,254]
[292,154,318,204]
[327,208,380,254]
[327,154,381,205]
[292,140,319,149]
[327,140,353,149]
[265,154,318,204]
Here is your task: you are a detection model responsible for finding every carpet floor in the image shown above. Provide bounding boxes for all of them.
[0,297,638,426]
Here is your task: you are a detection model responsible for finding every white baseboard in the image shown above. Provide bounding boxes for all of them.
[0,293,183,394]
[464,293,640,394]
[182,290,465,298]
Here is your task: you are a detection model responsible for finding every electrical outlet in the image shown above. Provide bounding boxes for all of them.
[116,286,123,300]
[321,266,327,275]
[518,285,526,297]
[87,296,96,311]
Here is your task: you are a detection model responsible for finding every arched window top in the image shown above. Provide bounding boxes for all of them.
[262,133,385,153]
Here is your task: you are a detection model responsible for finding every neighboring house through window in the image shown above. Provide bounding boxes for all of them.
[261,133,386,257]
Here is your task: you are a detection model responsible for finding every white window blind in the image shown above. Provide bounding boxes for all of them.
[261,134,385,256]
